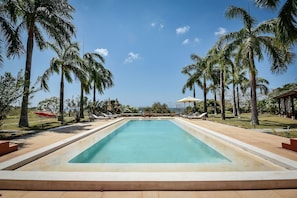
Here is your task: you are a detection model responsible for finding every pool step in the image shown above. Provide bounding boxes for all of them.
[0,141,18,156]
[282,138,297,152]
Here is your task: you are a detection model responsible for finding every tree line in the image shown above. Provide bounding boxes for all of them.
[182,1,297,125]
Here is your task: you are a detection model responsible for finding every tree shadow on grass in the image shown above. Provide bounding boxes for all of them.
[2,122,93,140]
[220,115,297,129]
[260,119,297,129]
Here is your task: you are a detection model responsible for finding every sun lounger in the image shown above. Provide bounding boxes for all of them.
[187,112,207,120]
[91,114,110,120]
[102,113,117,119]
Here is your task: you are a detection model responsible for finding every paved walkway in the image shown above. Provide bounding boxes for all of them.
[1,117,297,197]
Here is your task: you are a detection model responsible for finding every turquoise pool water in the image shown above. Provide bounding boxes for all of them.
[69,120,230,163]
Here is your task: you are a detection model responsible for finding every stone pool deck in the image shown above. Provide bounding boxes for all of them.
[1,117,297,197]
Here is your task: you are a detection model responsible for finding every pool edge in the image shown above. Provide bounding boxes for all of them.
[1,171,297,191]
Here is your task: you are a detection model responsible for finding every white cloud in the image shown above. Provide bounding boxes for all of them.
[94,48,109,56]
[124,52,141,64]
[151,22,164,30]
[176,25,190,35]
[214,27,227,36]
[182,39,190,45]
[194,37,200,43]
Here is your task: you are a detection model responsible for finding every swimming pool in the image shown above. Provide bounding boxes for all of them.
[2,117,297,191]
[69,120,230,163]
[16,118,286,172]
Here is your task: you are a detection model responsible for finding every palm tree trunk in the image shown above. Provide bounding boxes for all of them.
[232,66,237,117]
[220,68,226,120]
[193,87,197,111]
[236,85,241,118]
[249,55,259,125]
[250,71,259,125]
[93,82,96,103]
[19,28,34,127]
[80,83,84,118]
[59,69,64,124]
[232,82,237,117]
[214,90,217,115]
[203,77,207,113]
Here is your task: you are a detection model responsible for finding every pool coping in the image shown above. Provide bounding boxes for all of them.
[1,117,297,191]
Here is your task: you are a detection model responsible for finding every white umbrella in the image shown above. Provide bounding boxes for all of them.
[177,96,201,113]
[177,96,201,103]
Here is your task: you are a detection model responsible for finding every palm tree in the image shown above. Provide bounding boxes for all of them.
[80,52,113,116]
[41,42,84,124]
[233,61,249,118]
[208,67,220,115]
[228,54,238,117]
[220,6,293,125]
[256,77,270,95]
[0,2,23,65]
[182,54,210,113]
[2,0,75,127]
[181,70,197,110]
[255,0,297,45]
[84,53,114,104]
[208,45,234,120]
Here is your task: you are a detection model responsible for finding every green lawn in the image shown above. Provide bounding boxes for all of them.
[0,111,91,140]
[208,113,297,138]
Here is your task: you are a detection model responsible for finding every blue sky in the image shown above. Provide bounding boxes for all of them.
[2,0,297,108]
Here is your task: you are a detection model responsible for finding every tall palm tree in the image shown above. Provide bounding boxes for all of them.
[255,0,297,45]
[228,54,238,117]
[2,0,75,127]
[208,66,220,115]
[85,53,114,104]
[208,45,234,120]
[221,6,293,125]
[233,58,249,118]
[181,70,197,109]
[182,54,210,113]
[40,42,84,124]
[80,52,113,116]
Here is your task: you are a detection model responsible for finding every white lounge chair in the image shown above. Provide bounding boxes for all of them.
[187,112,207,120]
[102,113,117,119]
[91,114,110,120]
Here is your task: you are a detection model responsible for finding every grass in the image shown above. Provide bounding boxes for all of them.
[271,130,297,138]
[0,111,91,140]
[208,113,297,138]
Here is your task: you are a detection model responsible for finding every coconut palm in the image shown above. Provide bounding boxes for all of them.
[208,67,220,115]
[83,53,114,104]
[220,6,293,125]
[181,70,198,110]
[233,62,249,118]
[208,44,234,120]
[255,0,297,44]
[1,0,75,127]
[40,42,84,124]
[182,54,210,113]
[256,77,270,95]
[0,2,23,65]
[80,52,113,116]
